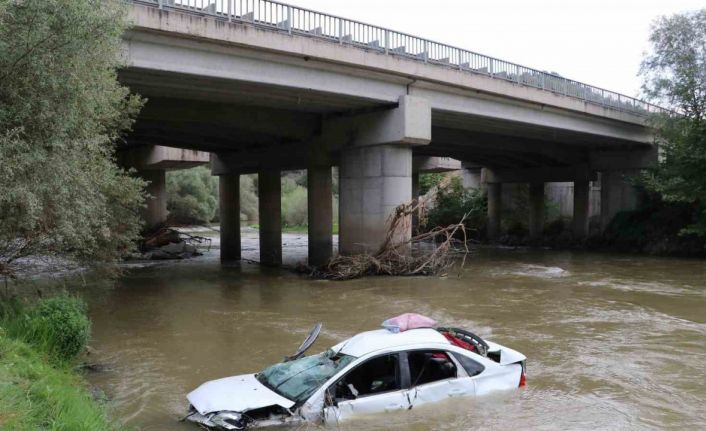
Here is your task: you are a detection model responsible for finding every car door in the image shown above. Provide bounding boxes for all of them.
[323,353,409,423]
[404,350,477,409]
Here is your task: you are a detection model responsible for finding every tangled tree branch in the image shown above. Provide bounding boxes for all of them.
[300,178,472,280]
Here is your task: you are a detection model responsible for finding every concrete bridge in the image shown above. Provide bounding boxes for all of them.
[118,0,661,266]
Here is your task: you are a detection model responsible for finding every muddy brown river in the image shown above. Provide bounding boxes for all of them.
[78,245,706,430]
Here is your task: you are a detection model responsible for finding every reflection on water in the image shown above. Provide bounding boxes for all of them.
[77,248,706,430]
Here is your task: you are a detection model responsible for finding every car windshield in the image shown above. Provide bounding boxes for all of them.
[257,349,355,402]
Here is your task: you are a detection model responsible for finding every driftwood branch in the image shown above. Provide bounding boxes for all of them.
[300,178,471,280]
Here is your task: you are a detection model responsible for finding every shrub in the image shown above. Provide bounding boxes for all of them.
[23,296,91,362]
[167,166,218,224]
[424,177,487,238]
[240,174,258,222]
[282,185,308,227]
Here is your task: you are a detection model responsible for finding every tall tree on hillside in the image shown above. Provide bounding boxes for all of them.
[0,0,145,279]
[640,9,706,235]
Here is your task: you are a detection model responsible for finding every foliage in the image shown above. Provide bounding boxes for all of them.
[419,173,445,195]
[2,296,90,363]
[0,0,145,278]
[640,9,706,236]
[282,184,308,227]
[240,174,259,222]
[167,166,218,224]
[0,299,122,431]
[423,177,487,237]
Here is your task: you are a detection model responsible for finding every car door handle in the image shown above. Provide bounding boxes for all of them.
[448,388,465,397]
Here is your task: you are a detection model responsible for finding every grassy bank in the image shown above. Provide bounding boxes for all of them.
[0,296,122,431]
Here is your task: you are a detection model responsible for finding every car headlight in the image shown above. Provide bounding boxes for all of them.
[210,411,246,430]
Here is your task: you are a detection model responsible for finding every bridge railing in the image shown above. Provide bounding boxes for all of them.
[136,0,667,116]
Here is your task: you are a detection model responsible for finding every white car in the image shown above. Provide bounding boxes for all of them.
[185,324,526,430]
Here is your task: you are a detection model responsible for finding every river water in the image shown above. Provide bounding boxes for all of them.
[78,242,706,430]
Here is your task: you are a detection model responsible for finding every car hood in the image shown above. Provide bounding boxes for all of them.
[187,374,296,415]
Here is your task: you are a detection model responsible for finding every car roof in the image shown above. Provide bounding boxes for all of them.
[332,328,451,358]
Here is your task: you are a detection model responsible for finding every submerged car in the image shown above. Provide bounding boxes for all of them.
[185,320,526,430]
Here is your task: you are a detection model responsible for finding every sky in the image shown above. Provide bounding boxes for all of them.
[281,0,704,98]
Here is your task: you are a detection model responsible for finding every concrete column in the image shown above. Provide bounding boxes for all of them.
[487,183,502,239]
[139,169,167,229]
[573,180,590,238]
[219,174,241,261]
[462,167,483,189]
[339,145,412,255]
[528,182,545,240]
[307,165,333,266]
[411,171,420,234]
[600,170,639,231]
[258,169,282,266]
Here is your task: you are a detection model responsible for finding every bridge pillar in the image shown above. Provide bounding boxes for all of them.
[487,182,502,239]
[411,171,420,235]
[138,169,168,229]
[462,165,483,190]
[258,169,282,266]
[600,170,639,231]
[573,180,590,238]
[307,165,333,267]
[339,145,413,254]
[219,174,241,261]
[528,182,545,240]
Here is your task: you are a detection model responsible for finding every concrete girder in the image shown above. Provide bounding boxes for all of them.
[590,147,658,171]
[118,145,209,171]
[430,127,586,166]
[485,165,597,183]
[413,156,462,173]
[137,98,320,142]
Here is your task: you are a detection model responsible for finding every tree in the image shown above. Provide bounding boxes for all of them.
[0,0,144,278]
[640,9,706,236]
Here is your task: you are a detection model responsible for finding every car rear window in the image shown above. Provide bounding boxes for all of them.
[451,352,485,377]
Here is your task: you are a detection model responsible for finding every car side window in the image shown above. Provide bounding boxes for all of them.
[451,352,485,377]
[407,350,457,386]
[332,353,401,401]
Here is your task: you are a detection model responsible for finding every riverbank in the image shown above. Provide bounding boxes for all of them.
[0,297,122,431]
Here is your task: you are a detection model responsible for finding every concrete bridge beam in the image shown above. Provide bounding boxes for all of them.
[258,169,282,266]
[219,174,241,261]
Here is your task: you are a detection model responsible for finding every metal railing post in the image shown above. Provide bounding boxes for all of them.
[228,0,232,21]
[287,6,292,34]
[423,40,428,63]
[385,30,389,55]
[158,0,163,9]
[540,73,545,90]
[489,58,494,77]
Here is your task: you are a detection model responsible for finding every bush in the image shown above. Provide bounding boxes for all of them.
[282,184,308,227]
[424,177,487,238]
[22,296,91,362]
[240,174,258,222]
[167,166,218,224]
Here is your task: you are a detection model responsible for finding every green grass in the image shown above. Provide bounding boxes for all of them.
[0,296,124,431]
[0,333,122,431]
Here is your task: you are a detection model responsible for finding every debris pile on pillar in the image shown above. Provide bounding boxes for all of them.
[299,179,471,280]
